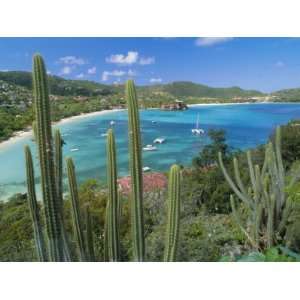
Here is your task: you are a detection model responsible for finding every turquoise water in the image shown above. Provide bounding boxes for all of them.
[1,103,300,200]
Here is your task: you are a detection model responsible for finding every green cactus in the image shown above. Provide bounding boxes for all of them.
[106,128,120,261]
[32,54,64,261]
[54,129,71,261]
[85,205,95,261]
[164,164,181,262]
[125,79,145,261]
[218,126,295,250]
[66,157,87,261]
[24,145,48,262]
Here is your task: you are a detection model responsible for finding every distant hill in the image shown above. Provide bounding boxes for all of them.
[271,88,300,102]
[0,71,264,99]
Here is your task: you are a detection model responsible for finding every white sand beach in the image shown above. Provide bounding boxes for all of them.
[0,108,125,151]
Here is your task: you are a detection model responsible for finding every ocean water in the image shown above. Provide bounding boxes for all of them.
[1,103,300,200]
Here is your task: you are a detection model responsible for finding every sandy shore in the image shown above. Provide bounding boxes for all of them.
[0,108,125,151]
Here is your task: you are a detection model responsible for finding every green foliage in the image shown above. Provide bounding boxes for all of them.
[126,79,145,261]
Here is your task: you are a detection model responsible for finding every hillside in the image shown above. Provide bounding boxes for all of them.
[271,88,300,102]
[0,71,264,99]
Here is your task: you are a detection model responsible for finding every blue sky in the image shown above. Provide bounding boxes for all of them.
[0,37,300,92]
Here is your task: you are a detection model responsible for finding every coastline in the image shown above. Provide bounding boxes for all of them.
[0,108,125,151]
[0,102,297,150]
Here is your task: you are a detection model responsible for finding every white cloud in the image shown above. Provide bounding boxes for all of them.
[149,78,162,83]
[60,66,73,75]
[58,56,87,65]
[102,69,137,81]
[195,37,234,47]
[106,51,139,65]
[47,70,52,75]
[87,66,97,74]
[102,70,126,81]
[275,61,285,67]
[76,73,85,79]
[139,56,155,65]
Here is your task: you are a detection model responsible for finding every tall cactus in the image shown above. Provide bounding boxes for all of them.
[126,80,145,261]
[106,129,120,261]
[85,205,95,261]
[66,157,87,261]
[218,126,295,250]
[24,145,48,262]
[164,164,181,262]
[54,129,71,261]
[32,54,64,261]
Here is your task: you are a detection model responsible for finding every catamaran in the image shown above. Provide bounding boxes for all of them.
[143,166,151,172]
[191,114,205,135]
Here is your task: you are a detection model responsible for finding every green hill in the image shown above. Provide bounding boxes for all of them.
[0,71,264,99]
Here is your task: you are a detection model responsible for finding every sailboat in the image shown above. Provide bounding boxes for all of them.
[191,114,205,135]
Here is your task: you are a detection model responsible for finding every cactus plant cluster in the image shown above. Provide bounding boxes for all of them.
[218,127,295,250]
[25,54,182,262]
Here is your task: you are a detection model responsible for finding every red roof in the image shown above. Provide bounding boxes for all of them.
[117,172,167,195]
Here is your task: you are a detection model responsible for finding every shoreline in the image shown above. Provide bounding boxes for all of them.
[0,101,298,150]
[0,108,125,151]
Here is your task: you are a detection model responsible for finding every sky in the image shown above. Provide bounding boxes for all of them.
[0,37,300,92]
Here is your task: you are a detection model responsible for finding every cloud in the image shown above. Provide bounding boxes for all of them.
[76,73,85,79]
[106,51,139,65]
[102,70,126,81]
[106,51,155,66]
[47,70,52,75]
[102,69,137,81]
[195,37,234,47]
[139,57,155,65]
[58,56,87,65]
[149,78,162,83]
[275,61,285,67]
[60,66,73,75]
[87,66,97,74]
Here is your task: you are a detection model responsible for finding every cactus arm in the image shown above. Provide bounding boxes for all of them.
[66,157,86,261]
[246,151,259,203]
[85,205,95,262]
[106,129,120,261]
[32,54,64,261]
[275,127,285,207]
[126,80,145,261]
[164,165,181,262]
[233,157,249,201]
[230,195,258,249]
[54,129,71,261]
[24,145,48,262]
[218,152,253,206]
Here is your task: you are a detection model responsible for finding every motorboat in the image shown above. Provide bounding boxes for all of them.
[110,120,115,126]
[142,166,151,172]
[70,148,79,152]
[143,144,157,151]
[153,137,166,144]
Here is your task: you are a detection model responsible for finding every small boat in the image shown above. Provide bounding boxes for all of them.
[70,148,79,152]
[101,133,108,137]
[151,120,157,124]
[192,114,205,135]
[143,144,157,151]
[153,137,166,144]
[143,166,151,172]
[110,120,115,126]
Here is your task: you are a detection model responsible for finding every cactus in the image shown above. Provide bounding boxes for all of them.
[85,205,95,261]
[54,129,71,261]
[218,126,295,250]
[24,145,48,262]
[66,157,87,261]
[125,80,145,261]
[106,129,120,261]
[32,54,64,261]
[164,164,181,262]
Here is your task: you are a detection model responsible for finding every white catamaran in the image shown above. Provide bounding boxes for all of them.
[191,114,205,135]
